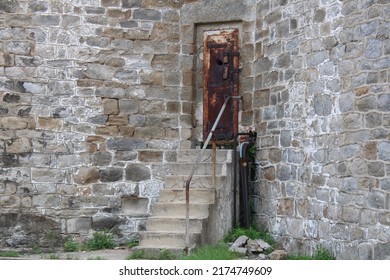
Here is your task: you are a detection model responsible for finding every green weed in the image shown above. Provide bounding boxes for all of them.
[0,251,19,257]
[87,230,116,251]
[182,243,239,260]
[127,250,145,260]
[158,249,177,260]
[126,240,139,249]
[314,246,336,260]
[127,249,178,260]
[287,246,335,260]
[48,254,59,259]
[64,237,79,252]
[88,256,106,260]
[224,226,275,245]
[31,244,43,254]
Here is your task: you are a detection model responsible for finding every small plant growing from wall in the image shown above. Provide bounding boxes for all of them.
[63,237,79,252]
[86,229,116,251]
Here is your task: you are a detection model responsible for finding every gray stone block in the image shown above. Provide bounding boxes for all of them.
[343,113,363,130]
[100,168,123,182]
[342,206,360,223]
[277,165,291,181]
[366,191,386,209]
[122,0,141,8]
[287,149,304,164]
[306,51,329,67]
[5,41,32,55]
[374,242,390,260]
[367,162,385,177]
[181,0,255,25]
[357,95,376,112]
[28,1,49,12]
[365,38,383,59]
[32,168,65,183]
[0,0,18,13]
[365,112,382,128]
[67,217,92,234]
[86,64,116,80]
[276,20,290,38]
[280,130,291,147]
[92,152,112,166]
[380,178,390,191]
[125,164,151,182]
[314,9,326,22]
[313,94,332,116]
[107,138,147,151]
[74,167,100,185]
[378,94,390,111]
[133,9,162,21]
[33,15,60,26]
[92,213,124,230]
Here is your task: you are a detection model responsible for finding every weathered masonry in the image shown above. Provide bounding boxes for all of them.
[0,0,389,259]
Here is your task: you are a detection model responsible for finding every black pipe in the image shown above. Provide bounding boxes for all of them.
[239,142,250,228]
[232,131,257,228]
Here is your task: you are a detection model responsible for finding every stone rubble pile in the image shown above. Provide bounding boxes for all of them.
[229,235,287,260]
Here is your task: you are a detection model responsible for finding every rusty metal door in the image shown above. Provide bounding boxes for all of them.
[203,29,239,143]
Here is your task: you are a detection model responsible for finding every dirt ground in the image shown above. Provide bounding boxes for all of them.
[0,247,132,260]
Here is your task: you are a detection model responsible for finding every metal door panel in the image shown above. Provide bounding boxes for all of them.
[203,29,239,142]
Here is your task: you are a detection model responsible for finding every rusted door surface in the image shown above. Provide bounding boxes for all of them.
[203,29,239,143]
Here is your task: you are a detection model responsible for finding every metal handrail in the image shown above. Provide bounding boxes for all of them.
[183,95,242,253]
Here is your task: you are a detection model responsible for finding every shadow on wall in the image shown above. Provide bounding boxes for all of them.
[0,213,62,248]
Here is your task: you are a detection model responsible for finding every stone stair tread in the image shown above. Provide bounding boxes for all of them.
[137,148,233,252]
[176,149,232,163]
[164,174,228,189]
[146,219,203,233]
[165,174,227,179]
[138,231,201,247]
[159,188,215,203]
[167,162,228,176]
[140,231,194,235]
[146,216,205,225]
[154,201,212,205]
[143,229,202,234]
[152,206,209,219]
[134,245,188,250]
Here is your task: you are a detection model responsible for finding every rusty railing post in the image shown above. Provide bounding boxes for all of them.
[183,96,242,254]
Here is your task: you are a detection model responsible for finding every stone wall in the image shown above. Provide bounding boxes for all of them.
[0,0,190,246]
[0,0,389,259]
[251,0,390,259]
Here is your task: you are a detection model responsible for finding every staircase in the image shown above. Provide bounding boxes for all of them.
[135,149,234,256]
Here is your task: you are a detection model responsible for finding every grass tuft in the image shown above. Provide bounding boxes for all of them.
[126,240,139,249]
[64,237,79,252]
[181,243,238,260]
[87,230,116,251]
[287,246,335,260]
[127,250,145,260]
[224,226,275,246]
[0,251,19,258]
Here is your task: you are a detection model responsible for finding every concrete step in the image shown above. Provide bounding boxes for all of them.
[145,217,204,233]
[158,188,215,204]
[164,175,228,189]
[138,231,200,248]
[136,148,234,253]
[152,202,210,219]
[168,162,228,176]
[176,149,232,163]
